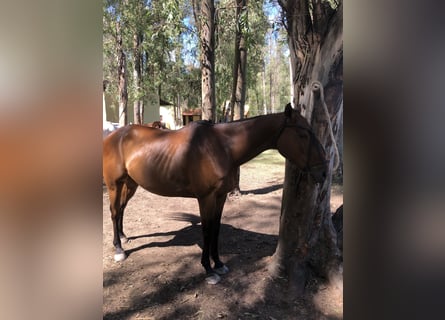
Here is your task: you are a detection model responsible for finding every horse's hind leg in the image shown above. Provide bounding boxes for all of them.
[117,177,138,243]
[106,181,126,261]
[107,176,138,262]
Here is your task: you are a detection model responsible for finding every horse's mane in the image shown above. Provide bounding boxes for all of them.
[219,111,284,125]
[196,120,214,126]
[189,110,285,128]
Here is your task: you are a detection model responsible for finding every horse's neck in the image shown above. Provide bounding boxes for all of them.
[220,113,283,166]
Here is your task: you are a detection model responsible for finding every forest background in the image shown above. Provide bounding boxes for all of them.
[103,0,293,126]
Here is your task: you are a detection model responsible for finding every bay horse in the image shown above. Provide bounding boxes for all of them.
[146,121,168,129]
[103,103,327,284]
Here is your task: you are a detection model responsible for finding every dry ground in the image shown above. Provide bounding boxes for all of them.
[103,150,343,320]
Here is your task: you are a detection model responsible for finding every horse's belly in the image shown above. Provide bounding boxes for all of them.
[128,166,194,198]
[139,180,194,198]
[125,152,228,198]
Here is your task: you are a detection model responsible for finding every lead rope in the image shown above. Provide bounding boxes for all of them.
[312,81,340,171]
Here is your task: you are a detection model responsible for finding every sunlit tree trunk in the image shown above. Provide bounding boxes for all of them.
[262,62,267,114]
[196,0,216,122]
[270,0,343,294]
[269,37,274,114]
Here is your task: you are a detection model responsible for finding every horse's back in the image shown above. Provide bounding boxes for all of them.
[103,124,193,193]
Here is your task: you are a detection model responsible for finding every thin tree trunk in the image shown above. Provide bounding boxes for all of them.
[103,80,108,123]
[229,2,241,121]
[289,56,294,108]
[269,67,275,113]
[235,5,247,120]
[262,62,267,114]
[228,0,248,196]
[117,21,128,127]
[230,0,248,122]
[269,36,274,114]
[133,32,143,125]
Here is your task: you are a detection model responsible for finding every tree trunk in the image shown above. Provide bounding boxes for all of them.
[133,32,143,125]
[229,4,240,122]
[198,0,216,122]
[103,80,108,123]
[269,37,274,114]
[236,10,247,118]
[270,0,343,293]
[269,67,274,113]
[117,21,128,127]
[262,62,267,114]
[228,0,248,196]
[230,0,248,122]
[289,56,294,108]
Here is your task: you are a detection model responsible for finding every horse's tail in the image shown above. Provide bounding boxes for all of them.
[103,126,130,185]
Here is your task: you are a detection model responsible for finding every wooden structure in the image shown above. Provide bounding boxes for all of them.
[182,108,202,125]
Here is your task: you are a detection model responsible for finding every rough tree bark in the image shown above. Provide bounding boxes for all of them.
[269,0,343,294]
[196,0,216,122]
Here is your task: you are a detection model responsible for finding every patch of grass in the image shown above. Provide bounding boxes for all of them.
[244,150,285,168]
[243,150,344,192]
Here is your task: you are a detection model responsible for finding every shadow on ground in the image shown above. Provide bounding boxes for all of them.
[241,183,283,195]
[103,212,339,320]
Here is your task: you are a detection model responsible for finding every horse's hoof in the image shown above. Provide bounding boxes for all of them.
[214,265,229,275]
[205,273,221,285]
[114,252,127,262]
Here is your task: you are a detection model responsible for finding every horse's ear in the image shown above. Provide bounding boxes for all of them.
[284,103,293,118]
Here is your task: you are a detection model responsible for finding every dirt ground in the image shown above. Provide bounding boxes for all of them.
[103,150,343,320]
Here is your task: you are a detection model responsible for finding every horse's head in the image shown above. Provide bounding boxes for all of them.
[276,104,328,183]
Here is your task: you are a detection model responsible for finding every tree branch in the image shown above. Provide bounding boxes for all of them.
[277,0,288,10]
[191,0,201,34]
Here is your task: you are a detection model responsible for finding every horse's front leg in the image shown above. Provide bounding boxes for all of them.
[200,217,213,275]
[198,194,229,284]
[210,194,229,275]
[198,195,222,284]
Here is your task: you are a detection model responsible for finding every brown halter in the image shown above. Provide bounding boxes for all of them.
[274,117,327,177]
